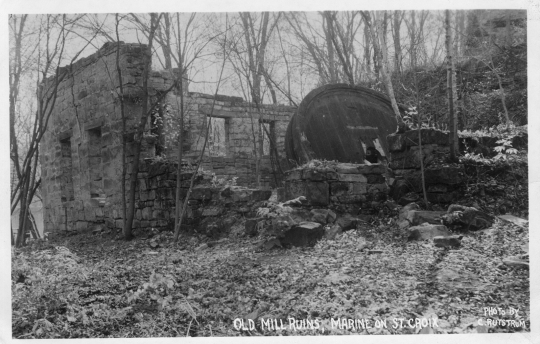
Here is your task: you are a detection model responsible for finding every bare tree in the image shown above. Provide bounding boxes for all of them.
[10,14,94,246]
[361,11,404,128]
[123,13,163,240]
[445,10,459,161]
[391,10,405,74]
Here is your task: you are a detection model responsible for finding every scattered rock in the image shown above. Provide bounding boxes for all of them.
[289,208,312,223]
[433,235,462,248]
[324,224,342,240]
[407,224,451,241]
[261,238,283,250]
[92,225,104,235]
[442,204,494,231]
[335,213,358,231]
[367,250,383,254]
[149,240,159,249]
[399,192,420,205]
[282,221,324,247]
[310,209,337,224]
[399,203,420,221]
[269,215,296,236]
[409,211,446,226]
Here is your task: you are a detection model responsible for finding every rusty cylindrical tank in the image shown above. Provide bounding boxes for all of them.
[285,84,403,164]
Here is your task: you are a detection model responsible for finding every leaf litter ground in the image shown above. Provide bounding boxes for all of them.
[11,218,529,338]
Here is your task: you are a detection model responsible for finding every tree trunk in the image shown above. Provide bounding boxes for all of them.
[445,10,459,161]
[392,10,402,74]
[362,11,404,128]
[364,23,372,76]
[115,15,128,232]
[324,12,337,83]
[410,10,417,70]
[124,13,160,240]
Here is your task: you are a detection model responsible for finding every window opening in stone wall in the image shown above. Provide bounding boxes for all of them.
[150,103,166,156]
[60,138,74,202]
[259,120,275,156]
[87,127,104,198]
[207,116,228,157]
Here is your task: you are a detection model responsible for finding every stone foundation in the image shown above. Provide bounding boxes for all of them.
[387,129,465,204]
[280,162,389,214]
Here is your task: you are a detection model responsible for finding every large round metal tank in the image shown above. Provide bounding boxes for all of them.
[285,84,402,164]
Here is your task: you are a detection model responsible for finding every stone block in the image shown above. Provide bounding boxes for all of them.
[305,181,329,206]
[366,174,386,184]
[356,164,386,174]
[284,181,308,201]
[337,173,367,182]
[303,169,325,181]
[190,187,214,201]
[251,189,272,202]
[310,209,337,224]
[285,169,303,181]
[389,145,436,170]
[387,129,449,152]
[282,221,324,247]
[367,183,388,193]
[335,163,359,174]
[142,207,152,220]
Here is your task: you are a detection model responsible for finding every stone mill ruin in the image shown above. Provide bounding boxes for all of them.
[41,42,461,242]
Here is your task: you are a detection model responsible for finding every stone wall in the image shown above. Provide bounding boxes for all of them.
[40,42,295,234]
[162,91,294,187]
[280,162,389,215]
[386,129,465,204]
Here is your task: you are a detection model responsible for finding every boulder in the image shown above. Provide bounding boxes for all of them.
[410,211,446,226]
[442,204,494,231]
[399,202,420,221]
[282,221,324,247]
[398,192,420,206]
[335,213,358,231]
[407,224,451,241]
[260,238,283,250]
[269,215,296,236]
[434,235,462,248]
[289,208,312,223]
[324,224,342,240]
[310,209,337,224]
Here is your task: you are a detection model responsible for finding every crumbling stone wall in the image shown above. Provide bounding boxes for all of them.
[161,92,294,187]
[386,129,465,204]
[280,162,389,215]
[40,42,294,234]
